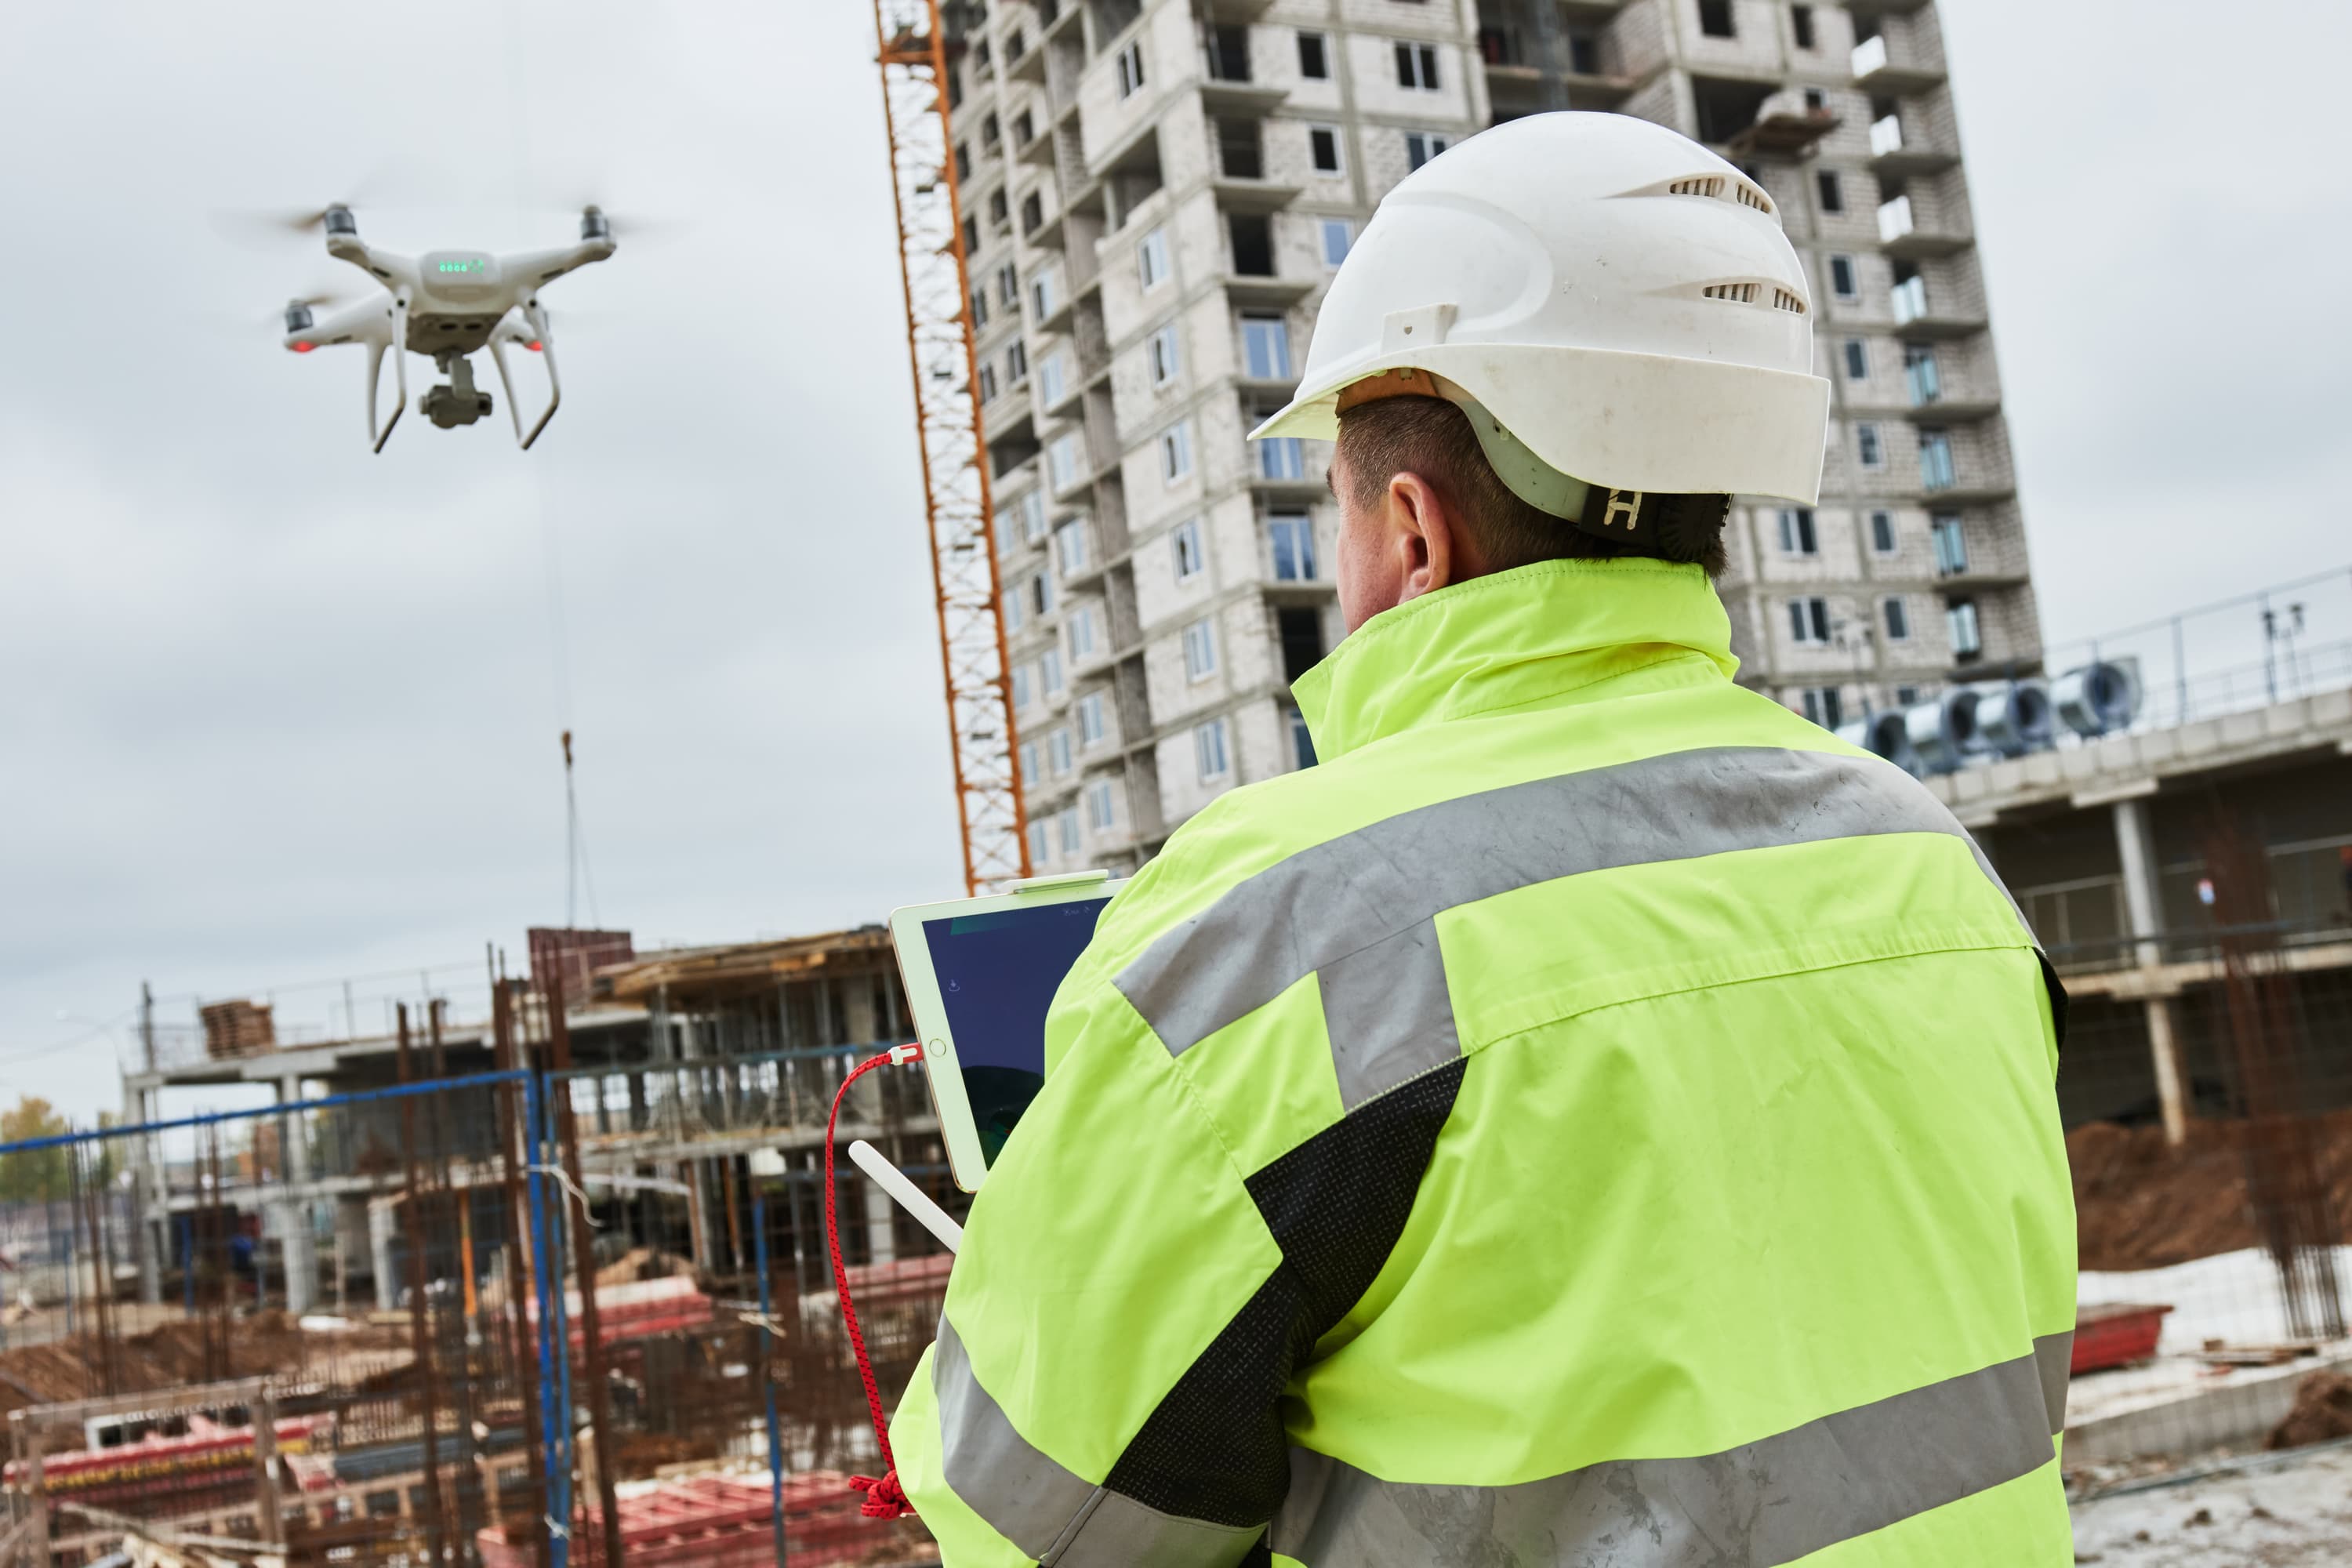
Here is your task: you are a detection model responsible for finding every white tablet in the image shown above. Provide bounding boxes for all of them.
[889,871,1127,1192]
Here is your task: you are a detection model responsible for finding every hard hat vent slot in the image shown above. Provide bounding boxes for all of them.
[1668,176,1725,198]
[1734,183,1773,213]
[1772,288,1806,314]
[1702,283,1759,303]
[1698,282,1808,316]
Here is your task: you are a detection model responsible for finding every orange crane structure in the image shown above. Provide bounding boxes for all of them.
[871,0,1031,894]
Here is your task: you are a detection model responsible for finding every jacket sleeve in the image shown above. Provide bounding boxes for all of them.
[887,946,1287,1568]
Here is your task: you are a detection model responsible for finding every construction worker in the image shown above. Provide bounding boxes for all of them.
[888,112,2076,1564]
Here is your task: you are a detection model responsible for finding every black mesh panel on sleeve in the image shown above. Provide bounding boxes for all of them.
[1101,1057,1468,1526]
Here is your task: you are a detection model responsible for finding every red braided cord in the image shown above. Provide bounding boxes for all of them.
[824,1047,918,1519]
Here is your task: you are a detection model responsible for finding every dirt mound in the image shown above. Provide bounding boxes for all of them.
[0,1308,405,1417]
[595,1247,699,1287]
[2268,1370,2352,1450]
[2071,1110,2352,1272]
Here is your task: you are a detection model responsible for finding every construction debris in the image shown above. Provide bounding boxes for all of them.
[2070,1111,2352,1272]
[2267,1370,2352,1450]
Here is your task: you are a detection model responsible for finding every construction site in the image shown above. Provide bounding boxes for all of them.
[5,0,2352,1562]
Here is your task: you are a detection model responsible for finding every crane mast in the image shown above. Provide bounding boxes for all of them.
[872,0,1031,894]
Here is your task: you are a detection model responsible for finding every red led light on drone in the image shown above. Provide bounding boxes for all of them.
[527,340,543,352]
[291,343,314,353]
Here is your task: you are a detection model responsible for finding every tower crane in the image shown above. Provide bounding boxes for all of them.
[871,0,1032,894]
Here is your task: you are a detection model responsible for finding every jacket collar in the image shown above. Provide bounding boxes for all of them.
[1292,560,1740,762]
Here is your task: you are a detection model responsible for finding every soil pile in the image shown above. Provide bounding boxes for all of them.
[2071,1110,2352,1272]
[0,1309,402,1417]
[2267,1370,2352,1450]
[594,1247,699,1287]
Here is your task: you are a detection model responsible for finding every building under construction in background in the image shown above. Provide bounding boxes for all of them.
[2,927,950,1568]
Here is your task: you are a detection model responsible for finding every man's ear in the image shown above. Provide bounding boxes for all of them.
[1387,470,1457,604]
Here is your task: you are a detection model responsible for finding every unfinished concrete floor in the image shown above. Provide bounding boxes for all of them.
[2072,1445,2352,1564]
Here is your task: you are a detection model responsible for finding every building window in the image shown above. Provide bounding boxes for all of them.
[1160,421,1194,483]
[1116,40,1146,98]
[1843,339,1868,381]
[1047,432,1083,492]
[982,110,1000,147]
[970,285,989,331]
[1931,513,1968,575]
[1395,42,1441,89]
[1021,490,1048,543]
[1086,778,1116,829]
[1148,323,1181,386]
[1058,805,1081,855]
[1021,190,1044,235]
[1893,270,1929,325]
[1040,643,1065,694]
[978,361,999,403]
[988,187,1010,227]
[1006,339,1028,384]
[1791,5,1815,48]
[1947,598,1982,659]
[963,214,982,258]
[1055,518,1090,576]
[1298,31,1329,78]
[1777,507,1817,555]
[1405,131,1450,169]
[954,141,971,182]
[1028,817,1049,865]
[1895,685,1920,707]
[1242,314,1293,379]
[1172,517,1205,581]
[1258,436,1305,481]
[1077,691,1105,746]
[1004,582,1025,631]
[1320,218,1353,266]
[1012,663,1032,710]
[1289,707,1317,769]
[1019,739,1040,783]
[1070,604,1098,659]
[1309,125,1343,174]
[1039,351,1066,406]
[1031,266,1061,319]
[1882,596,1911,641]
[1029,569,1055,618]
[1698,0,1735,38]
[1788,596,1831,645]
[1183,617,1218,680]
[1049,726,1073,775]
[1138,227,1170,290]
[1918,427,1955,492]
[1904,343,1942,406]
[1800,687,1844,729]
[1855,422,1884,469]
[1828,253,1858,300]
[1195,717,1232,781]
[1869,509,1896,554]
[1269,514,1316,579]
[1816,169,1844,214]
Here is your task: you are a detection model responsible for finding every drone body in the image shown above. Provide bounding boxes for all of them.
[281,205,615,451]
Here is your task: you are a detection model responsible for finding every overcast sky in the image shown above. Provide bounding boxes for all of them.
[2,0,2347,1120]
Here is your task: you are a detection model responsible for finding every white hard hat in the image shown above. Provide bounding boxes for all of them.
[1251,112,1831,506]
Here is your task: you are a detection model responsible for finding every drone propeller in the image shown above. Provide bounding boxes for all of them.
[538,196,690,248]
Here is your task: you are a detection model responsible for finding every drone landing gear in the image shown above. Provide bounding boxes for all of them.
[419,352,494,430]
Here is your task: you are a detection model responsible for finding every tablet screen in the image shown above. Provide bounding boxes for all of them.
[923,898,1111,1166]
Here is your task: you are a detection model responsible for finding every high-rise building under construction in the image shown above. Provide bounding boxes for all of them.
[957,0,2031,871]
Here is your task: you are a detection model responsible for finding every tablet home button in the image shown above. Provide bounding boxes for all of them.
[930,1037,949,1058]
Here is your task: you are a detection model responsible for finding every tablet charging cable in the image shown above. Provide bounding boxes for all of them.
[822,1041,927,1520]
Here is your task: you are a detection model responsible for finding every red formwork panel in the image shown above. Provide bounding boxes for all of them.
[2074,1302,2174,1374]
[477,1472,879,1568]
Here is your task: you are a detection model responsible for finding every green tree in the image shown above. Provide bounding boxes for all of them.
[0,1096,71,1203]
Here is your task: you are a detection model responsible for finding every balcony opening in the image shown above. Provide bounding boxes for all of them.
[1279,607,1326,684]
[1692,77,1774,146]
[1205,24,1250,82]
[1568,31,1601,74]
[1791,5,1815,49]
[1229,211,1275,276]
[1698,0,1735,38]
[1904,343,1942,405]
[1218,118,1264,180]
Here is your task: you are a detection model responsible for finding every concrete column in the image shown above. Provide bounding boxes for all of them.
[123,1080,162,1305]
[274,1076,318,1315]
[2111,793,2188,1145]
[368,1197,400,1310]
[335,1198,371,1312]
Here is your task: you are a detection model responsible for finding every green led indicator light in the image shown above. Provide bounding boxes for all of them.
[437,259,486,274]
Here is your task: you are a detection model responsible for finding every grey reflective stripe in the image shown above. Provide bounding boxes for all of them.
[933,1314,1098,1560]
[932,1315,1267,1566]
[2036,1328,2073,1435]
[1272,1335,2072,1566]
[1117,745,2030,1064]
[1316,916,1461,1109]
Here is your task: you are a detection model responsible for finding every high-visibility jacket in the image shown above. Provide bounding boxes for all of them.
[891,560,2076,1566]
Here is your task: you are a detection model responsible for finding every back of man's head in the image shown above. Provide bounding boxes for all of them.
[1335,395,1729,580]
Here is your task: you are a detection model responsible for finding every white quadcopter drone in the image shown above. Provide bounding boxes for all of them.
[280,204,614,452]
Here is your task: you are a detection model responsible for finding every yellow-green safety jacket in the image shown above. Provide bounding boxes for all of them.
[891,560,2076,1566]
